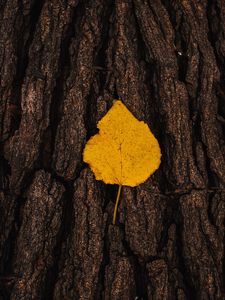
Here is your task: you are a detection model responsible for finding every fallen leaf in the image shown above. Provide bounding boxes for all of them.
[83,100,161,223]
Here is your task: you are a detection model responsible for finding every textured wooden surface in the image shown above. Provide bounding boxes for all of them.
[0,0,225,299]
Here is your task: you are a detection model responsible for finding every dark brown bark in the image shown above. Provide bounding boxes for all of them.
[0,0,225,299]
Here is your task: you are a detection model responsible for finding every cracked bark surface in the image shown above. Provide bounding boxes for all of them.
[0,1,225,299]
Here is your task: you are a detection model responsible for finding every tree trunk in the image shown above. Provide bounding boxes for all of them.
[0,1,225,299]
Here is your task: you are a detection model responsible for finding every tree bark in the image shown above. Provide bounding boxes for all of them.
[0,0,225,299]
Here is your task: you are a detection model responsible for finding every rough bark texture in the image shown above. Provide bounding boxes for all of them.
[0,1,225,299]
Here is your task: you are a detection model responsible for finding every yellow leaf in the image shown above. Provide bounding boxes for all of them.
[83,100,161,224]
[83,100,161,185]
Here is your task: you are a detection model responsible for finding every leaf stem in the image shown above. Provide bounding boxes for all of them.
[113,184,122,225]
